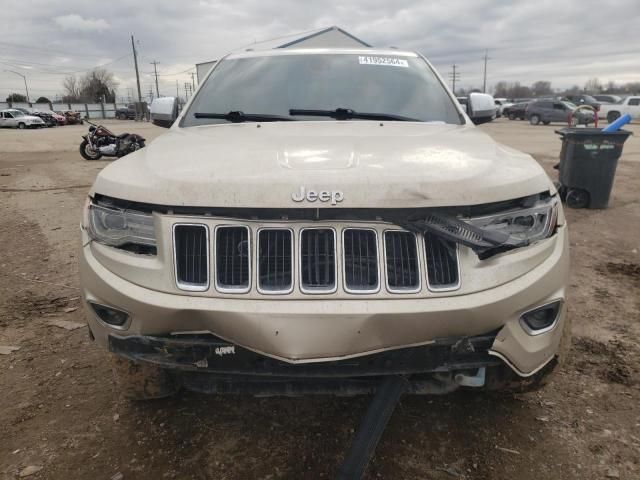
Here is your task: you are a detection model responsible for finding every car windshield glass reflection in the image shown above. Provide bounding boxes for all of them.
[184,53,461,126]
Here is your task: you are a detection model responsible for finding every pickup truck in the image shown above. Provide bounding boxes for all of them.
[599,96,640,123]
[115,104,136,120]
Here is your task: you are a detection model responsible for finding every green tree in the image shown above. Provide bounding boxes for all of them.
[6,93,27,103]
[35,96,51,104]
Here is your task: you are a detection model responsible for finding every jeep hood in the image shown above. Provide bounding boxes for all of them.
[91,122,552,209]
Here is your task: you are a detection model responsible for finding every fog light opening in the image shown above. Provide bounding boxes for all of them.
[520,301,562,335]
[89,302,130,328]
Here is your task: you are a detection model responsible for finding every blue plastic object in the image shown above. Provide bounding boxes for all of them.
[602,113,631,132]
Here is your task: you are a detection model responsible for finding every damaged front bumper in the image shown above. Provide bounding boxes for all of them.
[108,331,530,395]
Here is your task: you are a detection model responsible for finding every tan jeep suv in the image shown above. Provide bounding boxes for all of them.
[80,48,570,399]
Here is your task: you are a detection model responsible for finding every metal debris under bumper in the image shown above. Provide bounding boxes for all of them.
[108,331,500,395]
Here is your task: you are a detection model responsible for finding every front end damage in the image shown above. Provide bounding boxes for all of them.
[107,329,560,396]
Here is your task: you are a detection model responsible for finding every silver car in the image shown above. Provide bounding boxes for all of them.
[0,109,45,129]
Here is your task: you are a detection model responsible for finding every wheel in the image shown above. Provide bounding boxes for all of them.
[79,139,102,160]
[565,188,590,208]
[18,122,26,129]
[543,121,551,125]
[118,113,127,120]
[607,111,620,123]
[529,114,540,125]
[111,354,179,401]
[508,113,516,120]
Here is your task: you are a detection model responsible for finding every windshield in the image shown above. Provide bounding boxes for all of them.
[9,110,25,117]
[562,101,577,109]
[182,53,462,126]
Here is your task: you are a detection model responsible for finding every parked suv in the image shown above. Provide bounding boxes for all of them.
[526,99,594,125]
[503,102,528,120]
[0,109,45,129]
[562,94,600,112]
[80,48,570,400]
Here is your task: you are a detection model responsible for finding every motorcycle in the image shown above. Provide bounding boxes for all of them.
[79,120,145,160]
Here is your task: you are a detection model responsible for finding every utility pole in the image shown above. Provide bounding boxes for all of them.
[148,86,154,103]
[176,80,179,99]
[131,35,142,104]
[184,82,189,100]
[150,60,160,97]
[448,64,460,95]
[190,72,197,91]
[482,49,491,94]
[5,70,30,103]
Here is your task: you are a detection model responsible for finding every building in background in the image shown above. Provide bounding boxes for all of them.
[195,26,371,82]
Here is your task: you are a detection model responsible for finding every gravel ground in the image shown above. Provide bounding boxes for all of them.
[0,118,638,480]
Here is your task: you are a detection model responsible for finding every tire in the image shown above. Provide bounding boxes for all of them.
[508,113,516,120]
[529,114,540,125]
[543,121,551,125]
[118,113,127,120]
[18,122,26,129]
[566,188,590,209]
[79,139,102,160]
[607,111,620,123]
[111,354,179,401]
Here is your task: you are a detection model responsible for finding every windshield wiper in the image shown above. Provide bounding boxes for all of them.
[289,108,421,122]
[194,111,296,123]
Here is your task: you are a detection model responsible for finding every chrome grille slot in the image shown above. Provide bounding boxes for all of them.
[300,228,336,293]
[258,229,293,293]
[173,224,209,291]
[384,231,420,292]
[343,229,379,293]
[215,226,250,292]
[425,233,459,290]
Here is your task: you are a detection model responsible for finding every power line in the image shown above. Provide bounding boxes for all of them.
[448,64,460,94]
[131,35,142,104]
[156,66,196,76]
[150,60,160,97]
[482,50,491,93]
[0,54,131,75]
[0,40,120,58]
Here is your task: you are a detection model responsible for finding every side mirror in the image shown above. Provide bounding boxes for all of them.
[467,93,496,125]
[150,97,178,128]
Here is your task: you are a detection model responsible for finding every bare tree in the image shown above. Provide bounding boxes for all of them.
[531,80,552,97]
[63,75,82,101]
[63,68,119,103]
[584,78,602,94]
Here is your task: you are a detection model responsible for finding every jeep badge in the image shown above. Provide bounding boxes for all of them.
[291,186,344,205]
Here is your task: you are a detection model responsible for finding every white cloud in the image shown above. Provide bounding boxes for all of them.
[54,14,110,32]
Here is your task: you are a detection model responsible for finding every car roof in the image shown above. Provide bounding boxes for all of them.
[226,47,419,60]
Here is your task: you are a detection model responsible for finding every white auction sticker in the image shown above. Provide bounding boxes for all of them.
[358,56,409,67]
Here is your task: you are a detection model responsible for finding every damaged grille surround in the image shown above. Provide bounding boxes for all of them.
[172,221,460,296]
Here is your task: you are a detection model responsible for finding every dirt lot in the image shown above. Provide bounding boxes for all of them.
[1,119,639,480]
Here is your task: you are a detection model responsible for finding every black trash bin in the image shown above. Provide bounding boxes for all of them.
[555,127,632,209]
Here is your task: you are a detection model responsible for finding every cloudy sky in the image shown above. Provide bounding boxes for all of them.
[1,0,638,102]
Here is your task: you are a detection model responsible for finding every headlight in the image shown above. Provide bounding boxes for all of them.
[468,196,559,244]
[85,201,156,247]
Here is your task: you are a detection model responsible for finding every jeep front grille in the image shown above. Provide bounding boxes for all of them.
[258,229,293,293]
[300,228,336,293]
[384,231,420,292]
[343,228,379,293]
[173,224,209,291]
[172,222,460,295]
[424,233,459,289]
[215,226,250,292]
